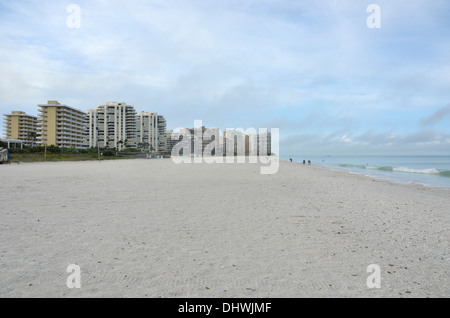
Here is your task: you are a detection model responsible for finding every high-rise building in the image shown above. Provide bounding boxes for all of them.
[88,102,137,150]
[3,111,38,147]
[249,131,272,156]
[224,129,271,156]
[38,101,88,148]
[136,112,167,153]
[165,130,181,154]
[172,126,220,156]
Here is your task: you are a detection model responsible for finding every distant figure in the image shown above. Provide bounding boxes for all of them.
[308,160,311,165]
[303,160,306,165]
[289,158,293,162]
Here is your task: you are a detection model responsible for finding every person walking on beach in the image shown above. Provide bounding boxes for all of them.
[303,160,306,165]
[290,158,293,162]
[308,160,311,165]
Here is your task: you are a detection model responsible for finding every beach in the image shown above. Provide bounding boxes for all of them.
[0,159,448,297]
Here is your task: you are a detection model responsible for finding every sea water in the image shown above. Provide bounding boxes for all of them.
[285,155,450,189]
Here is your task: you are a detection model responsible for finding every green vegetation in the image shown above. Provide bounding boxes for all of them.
[8,147,128,163]
[119,148,140,153]
[5,144,172,162]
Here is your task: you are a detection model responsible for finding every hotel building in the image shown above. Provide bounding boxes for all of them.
[3,111,38,147]
[166,129,185,154]
[224,129,271,156]
[37,101,88,148]
[136,112,167,153]
[88,102,138,150]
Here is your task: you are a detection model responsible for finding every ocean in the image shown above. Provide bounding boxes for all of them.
[284,155,450,189]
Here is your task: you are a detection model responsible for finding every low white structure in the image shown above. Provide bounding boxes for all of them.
[3,139,23,149]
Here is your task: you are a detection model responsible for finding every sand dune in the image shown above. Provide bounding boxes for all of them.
[0,159,448,297]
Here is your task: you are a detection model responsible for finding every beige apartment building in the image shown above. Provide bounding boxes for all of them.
[38,100,88,148]
[3,111,38,147]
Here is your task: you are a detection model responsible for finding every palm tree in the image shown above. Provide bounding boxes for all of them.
[142,142,150,153]
[27,132,38,147]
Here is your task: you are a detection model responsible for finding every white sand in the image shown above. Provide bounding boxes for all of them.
[0,159,448,297]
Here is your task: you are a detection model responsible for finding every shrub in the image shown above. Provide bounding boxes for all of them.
[102,150,115,157]
[47,146,61,153]
[29,146,45,153]
[8,148,30,154]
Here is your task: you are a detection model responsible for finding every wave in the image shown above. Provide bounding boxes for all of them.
[438,170,450,178]
[371,166,394,172]
[338,163,450,178]
[339,164,367,169]
[393,167,439,174]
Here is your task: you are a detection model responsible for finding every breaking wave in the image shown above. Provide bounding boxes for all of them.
[339,164,450,178]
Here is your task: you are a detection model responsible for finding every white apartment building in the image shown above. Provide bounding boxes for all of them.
[136,112,167,153]
[165,129,180,154]
[224,129,271,156]
[88,102,137,150]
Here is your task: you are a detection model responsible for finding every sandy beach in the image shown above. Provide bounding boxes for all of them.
[0,159,448,297]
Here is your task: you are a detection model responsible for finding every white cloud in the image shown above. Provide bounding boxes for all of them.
[0,0,449,153]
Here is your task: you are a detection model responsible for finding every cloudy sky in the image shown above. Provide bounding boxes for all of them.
[1,0,449,155]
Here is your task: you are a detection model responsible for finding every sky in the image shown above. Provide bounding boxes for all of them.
[0,0,449,155]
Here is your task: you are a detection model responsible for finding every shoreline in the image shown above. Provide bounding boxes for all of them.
[283,159,450,191]
[5,157,450,194]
